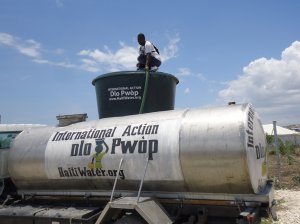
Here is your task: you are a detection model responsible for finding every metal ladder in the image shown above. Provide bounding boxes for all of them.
[95,157,173,224]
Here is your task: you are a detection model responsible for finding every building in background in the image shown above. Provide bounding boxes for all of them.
[263,124,300,145]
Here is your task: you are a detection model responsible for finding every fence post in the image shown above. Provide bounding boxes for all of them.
[273,121,281,186]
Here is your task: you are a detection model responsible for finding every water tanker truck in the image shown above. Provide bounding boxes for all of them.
[0,71,277,223]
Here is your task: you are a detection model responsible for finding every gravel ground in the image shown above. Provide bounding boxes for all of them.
[272,189,300,224]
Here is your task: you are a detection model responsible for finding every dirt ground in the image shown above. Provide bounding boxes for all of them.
[271,190,300,224]
[263,148,300,223]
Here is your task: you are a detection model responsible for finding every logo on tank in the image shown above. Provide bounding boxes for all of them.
[88,138,108,170]
[50,123,161,180]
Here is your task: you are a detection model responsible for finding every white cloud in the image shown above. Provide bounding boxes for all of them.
[219,41,300,125]
[0,32,78,70]
[160,34,180,62]
[177,67,192,76]
[56,0,64,7]
[0,33,41,58]
[1,32,180,74]
[53,48,64,54]
[18,46,40,58]
[175,67,206,84]
[33,59,50,64]
[79,58,100,73]
[196,73,206,81]
[33,58,75,69]
[184,87,191,94]
[0,32,15,45]
[78,35,180,73]
[78,43,137,72]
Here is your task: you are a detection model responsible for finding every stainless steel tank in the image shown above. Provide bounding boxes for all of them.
[8,104,267,195]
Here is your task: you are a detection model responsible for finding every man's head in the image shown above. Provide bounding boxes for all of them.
[137,33,146,46]
[95,139,104,153]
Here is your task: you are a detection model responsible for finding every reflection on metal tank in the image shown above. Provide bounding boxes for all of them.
[9,103,267,196]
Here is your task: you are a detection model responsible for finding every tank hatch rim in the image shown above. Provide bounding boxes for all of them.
[92,71,179,85]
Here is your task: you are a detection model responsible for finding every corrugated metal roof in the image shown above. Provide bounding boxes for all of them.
[263,124,300,135]
[0,124,46,132]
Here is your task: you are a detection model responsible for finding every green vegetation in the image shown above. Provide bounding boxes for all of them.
[261,218,273,224]
[266,134,298,165]
[292,175,300,186]
[261,199,285,223]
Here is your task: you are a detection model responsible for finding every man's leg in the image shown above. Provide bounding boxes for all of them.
[149,56,161,71]
[137,55,146,69]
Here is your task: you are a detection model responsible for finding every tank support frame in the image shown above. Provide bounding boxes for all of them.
[95,196,173,224]
[95,157,173,224]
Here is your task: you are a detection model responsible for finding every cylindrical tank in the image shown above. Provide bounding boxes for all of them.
[92,71,179,118]
[8,104,267,195]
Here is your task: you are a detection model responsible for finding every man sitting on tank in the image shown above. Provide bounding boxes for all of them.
[137,33,161,71]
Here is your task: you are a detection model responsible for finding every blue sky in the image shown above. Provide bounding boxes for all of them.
[1,0,300,125]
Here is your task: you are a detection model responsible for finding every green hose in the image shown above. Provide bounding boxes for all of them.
[139,70,150,114]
